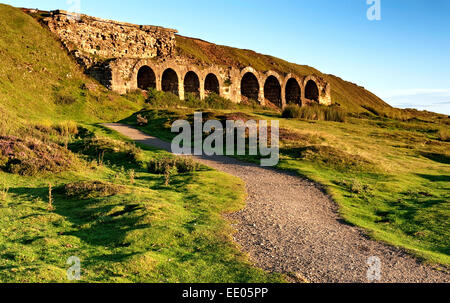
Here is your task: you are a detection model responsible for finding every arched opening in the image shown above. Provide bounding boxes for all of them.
[162,68,179,96]
[286,78,301,105]
[264,76,282,108]
[184,71,200,97]
[241,72,260,102]
[137,66,156,90]
[204,73,220,95]
[305,80,319,102]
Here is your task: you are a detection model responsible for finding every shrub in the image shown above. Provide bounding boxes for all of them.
[145,89,180,108]
[72,136,143,165]
[325,106,347,122]
[148,156,200,175]
[203,93,236,110]
[282,104,302,118]
[335,179,373,196]
[55,93,77,105]
[62,181,126,199]
[438,128,450,142]
[0,135,78,176]
[283,104,346,122]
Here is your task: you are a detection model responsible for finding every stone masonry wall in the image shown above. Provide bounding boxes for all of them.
[43,10,177,69]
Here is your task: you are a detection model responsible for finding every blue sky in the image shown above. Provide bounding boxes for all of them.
[3,0,450,114]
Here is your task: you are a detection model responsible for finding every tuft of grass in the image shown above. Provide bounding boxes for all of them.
[282,104,347,122]
[438,128,450,142]
[62,181,126,199]
[282,104,302,119]
[54,93,77,105]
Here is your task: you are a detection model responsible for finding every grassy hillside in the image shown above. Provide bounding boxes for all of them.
[176,35,395,114]
[0,4,145,132]
[0,4,284,282]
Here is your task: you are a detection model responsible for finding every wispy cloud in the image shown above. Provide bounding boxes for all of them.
[379,89,450,115]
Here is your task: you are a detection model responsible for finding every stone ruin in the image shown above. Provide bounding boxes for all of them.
[35,9,332,107]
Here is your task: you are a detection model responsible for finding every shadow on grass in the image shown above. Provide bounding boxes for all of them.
[421,152,450,165]
[417,174,450,183]
[8,186,151,260]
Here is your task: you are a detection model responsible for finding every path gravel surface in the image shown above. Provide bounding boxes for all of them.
[104,123,449,283]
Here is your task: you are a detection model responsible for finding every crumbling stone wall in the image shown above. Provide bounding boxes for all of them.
[44,10,177,66]
[42,10,177,88]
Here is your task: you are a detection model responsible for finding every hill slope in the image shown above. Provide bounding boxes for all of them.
[0,4,144,133]
[176,35,393,113]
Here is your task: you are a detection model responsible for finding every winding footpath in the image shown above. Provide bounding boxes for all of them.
[105,123,449,283]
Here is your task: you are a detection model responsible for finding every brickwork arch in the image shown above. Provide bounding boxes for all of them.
[137,65,157,90]
[284,73,303,106]
[263,71,283,108]
[184,70,201,98]
[161,68,180,96]
[304,76,320,102]
[240,67,262,103]
[204,73,220,95]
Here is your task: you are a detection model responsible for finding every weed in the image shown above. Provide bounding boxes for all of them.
[164,165,178,186]
[48,183,54,211]
[128,169,135,185]
[0,182,9,202]
[137,114,148,126]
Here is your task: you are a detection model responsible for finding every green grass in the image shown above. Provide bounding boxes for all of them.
[123,104,450,267]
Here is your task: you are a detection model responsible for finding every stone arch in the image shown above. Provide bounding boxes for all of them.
[161,68,179,96]
[285,75,302,105]
[304,78,319,102]
[204,73,220,95]
[184,71,200,97]
[240,68,260,102]
[137,65,156,90]
[263,74,282,108]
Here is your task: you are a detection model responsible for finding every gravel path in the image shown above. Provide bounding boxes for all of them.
[104,123,449,283]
